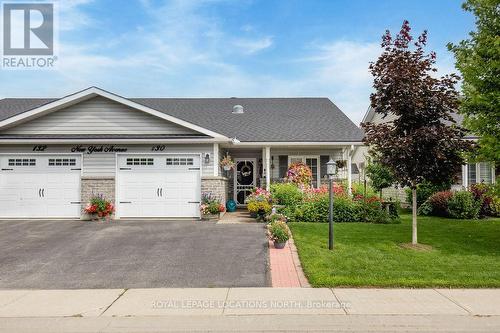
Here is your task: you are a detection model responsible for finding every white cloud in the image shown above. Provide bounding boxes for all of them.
[232,36,273,54]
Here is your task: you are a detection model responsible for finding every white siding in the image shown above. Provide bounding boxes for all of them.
[0,144,214,177]
[1,97,199,135]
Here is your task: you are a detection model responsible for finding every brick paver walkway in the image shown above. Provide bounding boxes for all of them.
[268,238,310,288]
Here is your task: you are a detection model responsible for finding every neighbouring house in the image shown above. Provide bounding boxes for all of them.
[0,87,363,219]
[352,107,497,202]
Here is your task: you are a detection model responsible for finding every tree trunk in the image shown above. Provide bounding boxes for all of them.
[412,187,418,245]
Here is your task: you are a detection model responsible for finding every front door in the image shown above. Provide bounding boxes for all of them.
[234,159,256,206]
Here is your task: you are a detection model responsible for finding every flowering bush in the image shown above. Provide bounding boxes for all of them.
[200,192,225,215]
[286,162,312,186]
[246,187,273,216]
[447,191,481,219]
[84,195,114,219]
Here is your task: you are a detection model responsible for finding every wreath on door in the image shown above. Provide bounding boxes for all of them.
[240,163,252,177]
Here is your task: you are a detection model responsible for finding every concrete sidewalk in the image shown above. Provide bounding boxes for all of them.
[0,288,498,332]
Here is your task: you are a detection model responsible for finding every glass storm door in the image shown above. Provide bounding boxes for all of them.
[234,159,256,205]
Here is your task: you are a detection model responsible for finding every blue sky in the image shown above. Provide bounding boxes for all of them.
[1,0,475,123]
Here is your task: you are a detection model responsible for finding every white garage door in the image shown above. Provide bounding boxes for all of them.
[0,155,82,218]
[117,155,201,218]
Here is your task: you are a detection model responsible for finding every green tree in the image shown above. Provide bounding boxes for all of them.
[448,0,500,163]
[362,21,472,245]
[365,161,395,198]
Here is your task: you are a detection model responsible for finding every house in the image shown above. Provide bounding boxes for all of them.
[0,87,364,219]
[352,107,496,200]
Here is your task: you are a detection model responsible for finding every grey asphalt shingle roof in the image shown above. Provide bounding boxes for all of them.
[0,96,363,142]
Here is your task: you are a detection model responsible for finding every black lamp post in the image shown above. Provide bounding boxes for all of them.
[326,159,337,250]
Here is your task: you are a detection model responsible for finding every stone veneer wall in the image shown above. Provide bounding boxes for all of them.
[201,176,228,204]
[81,177,115,218]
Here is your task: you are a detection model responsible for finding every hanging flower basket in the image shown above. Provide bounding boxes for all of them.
[220,154,235,171]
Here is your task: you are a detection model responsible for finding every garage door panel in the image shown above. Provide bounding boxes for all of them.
[117,155,201,218]
[0,155,81,218]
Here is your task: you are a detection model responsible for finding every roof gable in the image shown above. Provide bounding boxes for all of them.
[0,87,228,140]
[0,96,205,137]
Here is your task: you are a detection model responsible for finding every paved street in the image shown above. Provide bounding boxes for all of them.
[0,220,269,288]
[0,288,498,332]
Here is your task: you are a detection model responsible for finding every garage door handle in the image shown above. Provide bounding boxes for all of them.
[189,167,200,170]
[120,201,132,204]
[188,201,200,204]
[38,188,41,197]
[42,189,45,197]
[120,168,132,170]
[70,202,82,204]
[71,168,81,171]
[1,168,13,171]
[160,188,163,197]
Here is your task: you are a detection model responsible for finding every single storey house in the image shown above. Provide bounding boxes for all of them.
[0,87,363,219]
[352,107,496,201]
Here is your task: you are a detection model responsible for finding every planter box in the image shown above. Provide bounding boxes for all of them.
[201,213,220,221]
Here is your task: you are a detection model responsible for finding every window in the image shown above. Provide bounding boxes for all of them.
[288,156,320,187]
[468,163,477,184]
[48,158,76,166]
[479,162,493,183]
[126,158,154,166]
[8,158,36,166]
[166,157,194,166]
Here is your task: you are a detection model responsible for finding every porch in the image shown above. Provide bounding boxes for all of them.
[215,143,358,206]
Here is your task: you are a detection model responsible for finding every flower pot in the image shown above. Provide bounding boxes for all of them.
[202,213,220,221]
[273,241,287,249]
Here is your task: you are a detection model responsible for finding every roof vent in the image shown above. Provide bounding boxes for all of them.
[232,105,244,114]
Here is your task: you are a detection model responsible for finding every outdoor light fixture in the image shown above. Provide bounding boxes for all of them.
[204,153,210,164]
[326,159,337,250]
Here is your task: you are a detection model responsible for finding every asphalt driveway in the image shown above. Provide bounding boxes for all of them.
[0,220,269,289]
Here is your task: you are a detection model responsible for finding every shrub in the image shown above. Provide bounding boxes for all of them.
[406,181,452,207]
[267,221,291,243]
[447,191,481,219]
[270,183,303,207]
[351,182,377,198]
[296,194,358,223]
[469,183,494,217]
[490,197,500,217]
[427,191,453,217]
[353,195,399,224]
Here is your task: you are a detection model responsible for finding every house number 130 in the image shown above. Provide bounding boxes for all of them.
[151,145,166,151]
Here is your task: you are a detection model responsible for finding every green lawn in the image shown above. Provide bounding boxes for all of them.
[289,214,500,288]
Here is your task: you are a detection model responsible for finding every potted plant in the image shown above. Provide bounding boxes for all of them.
[220,154,235,171]
[84,195,115,221]
[246,188,273,220]
[200,192,225,220]
[267,221,291,249]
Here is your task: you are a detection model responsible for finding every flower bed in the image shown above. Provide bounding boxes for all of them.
[200,192,225,220]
